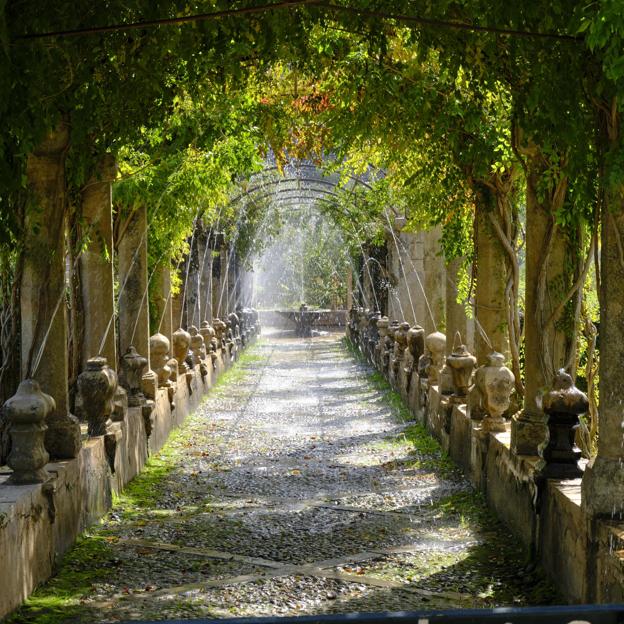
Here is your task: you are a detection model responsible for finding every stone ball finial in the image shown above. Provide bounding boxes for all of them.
[5,379,54,484]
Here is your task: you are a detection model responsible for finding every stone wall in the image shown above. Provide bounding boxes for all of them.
[0,346,241,620]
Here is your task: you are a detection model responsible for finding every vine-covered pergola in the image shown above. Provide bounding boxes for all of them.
[3,0,624,615]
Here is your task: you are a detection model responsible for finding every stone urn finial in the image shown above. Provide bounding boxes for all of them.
[199,321,216,348]
[77,357,117,437]
[213,318,227,349]
[470,352,514,432]
[483,352,514,431]
[539,369,589,479]
[424,331,446,385]
[407,325,425,368]
[172,328,191,373]
[189,325,208,377]
[4,380,54,484]
[150,333,172,388]
[446,332,476,402]
[119,346,148,407]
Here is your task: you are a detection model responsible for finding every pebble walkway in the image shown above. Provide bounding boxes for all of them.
[13,331,557,623]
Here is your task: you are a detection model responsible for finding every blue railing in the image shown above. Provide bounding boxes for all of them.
[124,605,624,624]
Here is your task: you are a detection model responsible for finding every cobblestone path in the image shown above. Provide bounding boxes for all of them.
[13,331,557,623]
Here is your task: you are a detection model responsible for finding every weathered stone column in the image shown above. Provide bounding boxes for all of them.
[423,227,445,335]
[387,230,423,326]
[346,269,353,310]
[200,233,213,323]
[228,251,239,313]
[186,229,203,327]
[21,121,81,459]
[582,204,624,515]
[218,243,229,316]
[152,265,173,343]
[117,204,156,398]
[511,163,569,456]
[80,155,117,370]
[474,195,509,365]
[445,257,473,355]
[171,270,185,330]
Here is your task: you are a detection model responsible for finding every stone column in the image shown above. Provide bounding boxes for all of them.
[387,230,422,326]
[423,226,445,335]
[200,234,213,323]
[445,257,473,355]
[474,196,509,365]
[117,204,156,397]
[152,265,173,343]
[186,231,202,328]
[211,243,222,320]
[582,204,624,515]
[228,251,239,313]
[21,121,81,459]
[346,269,353,310]
[219,243,229,316]
[171,269,185,330]
[80,155,117,370]
[511,163,569,456]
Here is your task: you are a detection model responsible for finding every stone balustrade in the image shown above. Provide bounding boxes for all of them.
[345,310,621,604]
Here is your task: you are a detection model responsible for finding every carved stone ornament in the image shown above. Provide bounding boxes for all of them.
[539,369,589,479]
[5,379,54,484]
[406,325,425,371]
[119,346,148,408]
[446,332,476,401]
[172,328,192,374]
[212,318,227,349]
[150,333,172,388]
[480,352,514,433]
[424,331,446,385]
[199,321,216,349]
[188,325,207,368]
[375,316,389,368]
[77,356,117,437]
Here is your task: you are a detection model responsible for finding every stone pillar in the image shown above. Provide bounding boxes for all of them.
[511,163,569,456]
[582,204,624,515]
[387,231,423,326]
[423,227,445,335]
[228,251,239,313]
[80,155,117,370]
[219,243,228,316]
[211,252,220,321]
[152,265,173,343]
[346,269,353,310]
[117,204,156,397]
[200,234,213,323]
[171,272,185,330]
[21,121,81,459]
[186,232,202,328]
[474,197,509,365]
[445,257,473,355]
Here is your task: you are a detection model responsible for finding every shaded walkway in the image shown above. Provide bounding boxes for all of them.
[13,332,557,623]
